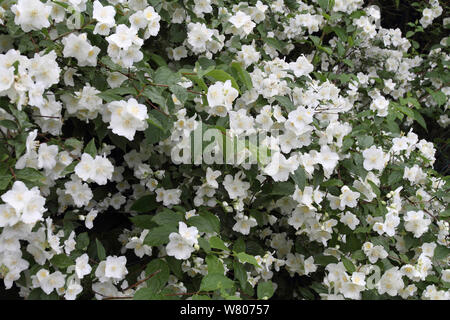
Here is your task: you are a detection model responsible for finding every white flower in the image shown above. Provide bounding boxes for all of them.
[289,55,314,77]
[93,0,116,26]
[232,216,258,235]
[377,267,404,296]
[205,167,221,188]
[37,143,59,170]
[338,186,360,210]
[1,181,46,225]
[178,222,199,246]
[106,24,142,50]
[223,172,250,199]
[316,145,339,174]
[21,193,46,224]
[104,256,128,281]
[11,0,51,32]
[404,210,431,238]
[125,230,152,258]
[166,233,196,260]
[187,22,213,52]
[0,66,14,92]
[207,80,239,115]
[340,211,360,230]
[85,209,98,229]
[64,280,83,300]
[0,204,20,227]
[229,109,254,135]
[363,146,387,171]
[264,153,298,182]
[75,254,92,279]
[229,11,255,36]
[107,98,148,140]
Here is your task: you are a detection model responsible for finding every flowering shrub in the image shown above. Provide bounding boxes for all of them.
[0,0,449,300]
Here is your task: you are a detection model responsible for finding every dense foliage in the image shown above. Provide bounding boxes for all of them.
[0,0,449,300]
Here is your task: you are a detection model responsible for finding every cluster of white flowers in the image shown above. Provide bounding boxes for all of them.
[0,0,448,302]
[420,0,443,28]
[106,98,148,140]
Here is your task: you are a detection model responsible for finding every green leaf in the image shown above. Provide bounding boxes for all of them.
[356,135,374,149]
[274,95,294,111]
[75,232,89,250]
[169,84,188,105]
[333,26,347,41]
[233,260,248,290]
[144,110,173,144]
[50,254,74,269]
[130,215,156,229]
[209,236,229,251]
[269,182,295,196]
[341,257,356,273]
[264,37,285,52]
[144,225,178,246]
[236,252,260,268]
[412,110,427,131]
[206,255,225,275]
[133,287,158,300]
[0,174,12,190]
[166,256,183,279]
[318,0,329,11]
[96,87,137,103]
[434,245,450,261]
[314,254,339,266]
[96,239,106,261]
[15,168,46,187]
[147,112,164,131]
[61,161,77,176]
[153,66,182,86]
[187,210,220,234]
[143,259,170,295]
[64,138,83,151]
[321,178,343,188]
[84,138,97,157]
[149,53,168,67]
[152,209,183,226]
[0,119,18,130]
[290,166,306,190]
[205,69,239,93]
[200,274,234,291]
[367,180,381,198]
[257,281,274,300]
[231,62,253,90]
[130,195,158,213]
[233,237,246,253]
[439,208,450,218]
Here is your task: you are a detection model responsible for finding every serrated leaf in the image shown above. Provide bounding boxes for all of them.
[187,211,220,234]
[96,239,106,261]
[291,166,306,191]
[50,254,74,269]
[200,274,234,291]
[236,252,260,268]
[205,69,239,93]
[152,209,183,226]
[257,281,274,300]
[144,225,177,246]
[209,236,229,251]
[231,62,253,90]
[130,215,156,229]
[130,195,158,213]
[274,95,294,111]
[206,255,225,275]
[84,138,97,157]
